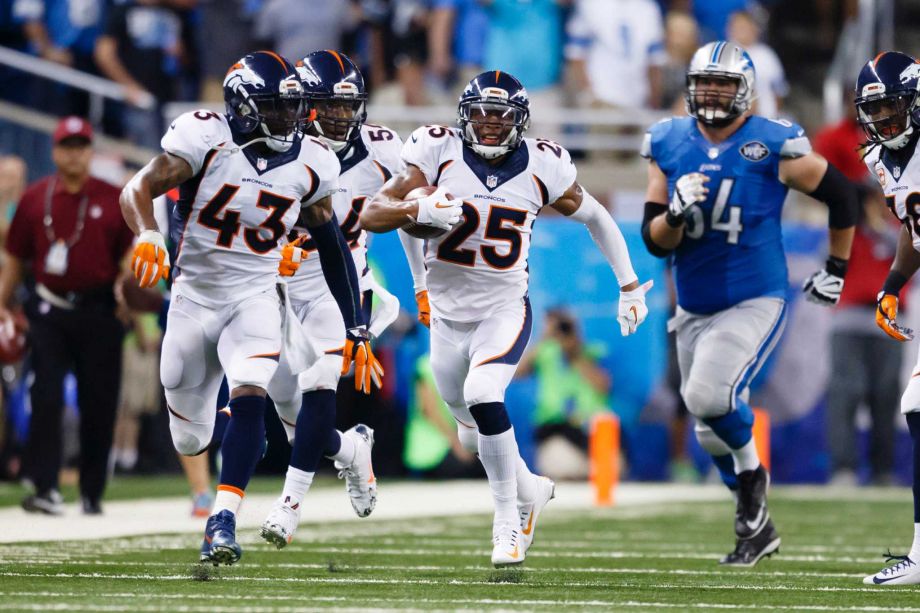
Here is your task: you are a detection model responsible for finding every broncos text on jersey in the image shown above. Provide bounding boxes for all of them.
[402,124,576,322]
[162,110,339,308]
[641,115,812,314]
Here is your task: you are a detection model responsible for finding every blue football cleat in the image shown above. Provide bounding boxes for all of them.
[200,510,242,566]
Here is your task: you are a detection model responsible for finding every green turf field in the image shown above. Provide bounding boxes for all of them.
[1,488,918,611]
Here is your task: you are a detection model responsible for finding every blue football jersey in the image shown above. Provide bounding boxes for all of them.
[641,116,811,314]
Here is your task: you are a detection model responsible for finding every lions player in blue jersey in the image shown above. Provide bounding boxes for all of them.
[856,51,920,586]
[642,41,858,566]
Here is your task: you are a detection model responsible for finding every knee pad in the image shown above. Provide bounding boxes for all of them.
[694,421,732,457]
[298,354,341,392]
[456,423,480,455]
[463,368,506,407]
[169,421,211,456]
[682,375,731,419]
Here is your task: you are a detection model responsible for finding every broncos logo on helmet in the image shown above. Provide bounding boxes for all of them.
[296,50,368,153]
[855,51,920,150]
[223,50,304,153]
[685,41,756,127]
[458,71,531,160]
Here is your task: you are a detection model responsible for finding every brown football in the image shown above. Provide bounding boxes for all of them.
[401,185,452,239]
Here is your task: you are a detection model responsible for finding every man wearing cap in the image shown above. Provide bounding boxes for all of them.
[0,116,135,515]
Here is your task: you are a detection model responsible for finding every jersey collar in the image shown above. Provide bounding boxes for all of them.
[230,126,303,176]
[880,130,920,183]
[461,143,529,192]
[338,136,369,175]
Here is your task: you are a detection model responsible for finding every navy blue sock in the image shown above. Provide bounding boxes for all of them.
[908,413,920,523]
[218,395,266,491]
[469,402,512,436]
[702,402,754,450]
[712,453,739,490]
[290,390,338,472]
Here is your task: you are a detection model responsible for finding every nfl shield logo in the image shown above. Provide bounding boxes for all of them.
[894,166,902,179]
[487,175,498,188]
[257,158,267,171]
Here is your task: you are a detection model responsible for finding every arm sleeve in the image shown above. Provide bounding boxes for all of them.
[809,162,859,229]
[310,213,364,330]
[398,229,427,291]
[568,189,638,287]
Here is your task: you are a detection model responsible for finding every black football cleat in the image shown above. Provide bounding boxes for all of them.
[720,517,781,567]
[735,465,770,539]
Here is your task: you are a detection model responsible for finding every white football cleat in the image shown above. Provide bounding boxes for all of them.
[491,521,525,567]
[519,476,555,554]
[864,553,920,585]
[260,496,301,549]
[335,424,377,518]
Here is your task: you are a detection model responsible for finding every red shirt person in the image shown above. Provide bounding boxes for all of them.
[0,116,134,515]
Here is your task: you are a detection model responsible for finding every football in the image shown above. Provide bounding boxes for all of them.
[401,185,452,239]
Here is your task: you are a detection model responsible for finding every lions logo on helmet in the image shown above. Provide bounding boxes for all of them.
[297,50,368,153]
[458,71,531,160]
[685,41,756,127]
[223,50,304,153]
[855,51,920,150]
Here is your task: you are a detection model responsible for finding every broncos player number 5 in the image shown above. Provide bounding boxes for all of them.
[684,178,743,244]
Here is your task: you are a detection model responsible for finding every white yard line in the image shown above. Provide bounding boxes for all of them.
[0,589,918,612]
[0,481,728,543]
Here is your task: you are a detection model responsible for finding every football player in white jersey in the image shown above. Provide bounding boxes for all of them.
[361,71,652,567]
[260,50,400,548]
[856,51,920,586]
[120,51,378,565]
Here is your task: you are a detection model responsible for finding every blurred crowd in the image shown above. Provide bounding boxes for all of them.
[0,0,862,151]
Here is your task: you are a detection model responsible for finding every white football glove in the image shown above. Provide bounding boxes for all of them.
[618,279,654,336]
[415,187,462,231]
[802,257,847,307]
[669,173,709,219]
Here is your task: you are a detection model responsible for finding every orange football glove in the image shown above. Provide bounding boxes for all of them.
[877,291,914,342]
[415,290,430,328]
[279,235,308,277]
[132,230,170,288]
[341,326,385,394]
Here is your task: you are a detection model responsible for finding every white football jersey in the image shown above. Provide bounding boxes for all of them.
[402,125,577,322]
[865,144,920,251]
[162,110,339,308]
[286,124,405,303]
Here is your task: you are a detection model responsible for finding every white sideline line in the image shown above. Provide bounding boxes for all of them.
[0,559,868,578]
[0,481,730,543]
[0,593,918,613]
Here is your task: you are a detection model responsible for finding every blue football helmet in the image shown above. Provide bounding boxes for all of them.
[296,50,367,153]
[223,50,304,152]
[685,41,756,127]
[855,51,920,149]
[457,71,530,160]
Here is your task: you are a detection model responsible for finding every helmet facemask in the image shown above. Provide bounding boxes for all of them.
[306,85,368,153]
[228,75,304,153]
[686,72,751,127]
[856,92,918,150]
[458,100,529,160]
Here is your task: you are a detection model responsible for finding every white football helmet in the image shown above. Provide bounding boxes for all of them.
[685,41,756,126]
